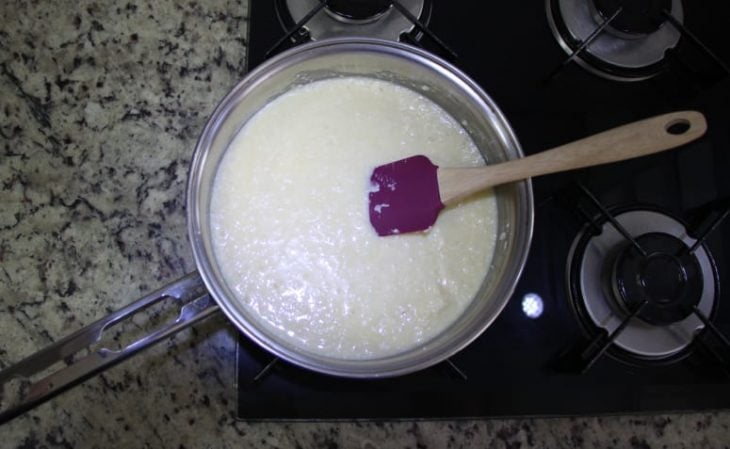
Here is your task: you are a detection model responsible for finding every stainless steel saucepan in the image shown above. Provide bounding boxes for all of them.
[0,38,533,422]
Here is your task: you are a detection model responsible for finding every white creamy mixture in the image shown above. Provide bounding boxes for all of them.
[210,77,497,359]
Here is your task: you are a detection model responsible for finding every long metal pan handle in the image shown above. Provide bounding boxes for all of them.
[0,272,219,424]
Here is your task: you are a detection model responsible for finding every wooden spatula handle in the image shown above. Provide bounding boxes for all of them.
[438,110,707,205]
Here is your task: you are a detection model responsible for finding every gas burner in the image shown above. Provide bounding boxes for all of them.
[325,0,392,23]
[277,0,427,41]
[546,0,684,81]
[568,209,718,360]
[611,232,703,325]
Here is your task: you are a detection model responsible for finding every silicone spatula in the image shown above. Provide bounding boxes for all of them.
[368,110,707,236]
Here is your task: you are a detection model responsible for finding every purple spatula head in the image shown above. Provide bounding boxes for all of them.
[368,155,444,236]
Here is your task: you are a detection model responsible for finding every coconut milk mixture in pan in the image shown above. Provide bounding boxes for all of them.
[210,77,497,359]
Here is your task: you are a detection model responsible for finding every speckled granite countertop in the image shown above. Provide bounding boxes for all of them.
[0,1,728,447]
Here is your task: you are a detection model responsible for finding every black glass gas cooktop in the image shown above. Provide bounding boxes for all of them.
[237,0,730,420]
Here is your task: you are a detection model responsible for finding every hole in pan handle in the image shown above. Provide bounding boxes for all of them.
[665,118,692,135]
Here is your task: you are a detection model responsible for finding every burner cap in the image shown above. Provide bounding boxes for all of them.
[325,0,392,22]
[592,0,671,35]
[612,232,703,326]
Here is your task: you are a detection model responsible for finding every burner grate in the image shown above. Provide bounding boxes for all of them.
[661,11,730,77]
[266,0,455,60]
[246,353,469,384]
[545,0,681,81]
[561,184,728,372]
[545,0,730,82]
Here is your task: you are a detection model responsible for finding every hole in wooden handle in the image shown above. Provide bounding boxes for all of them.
[665,118,691,135]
